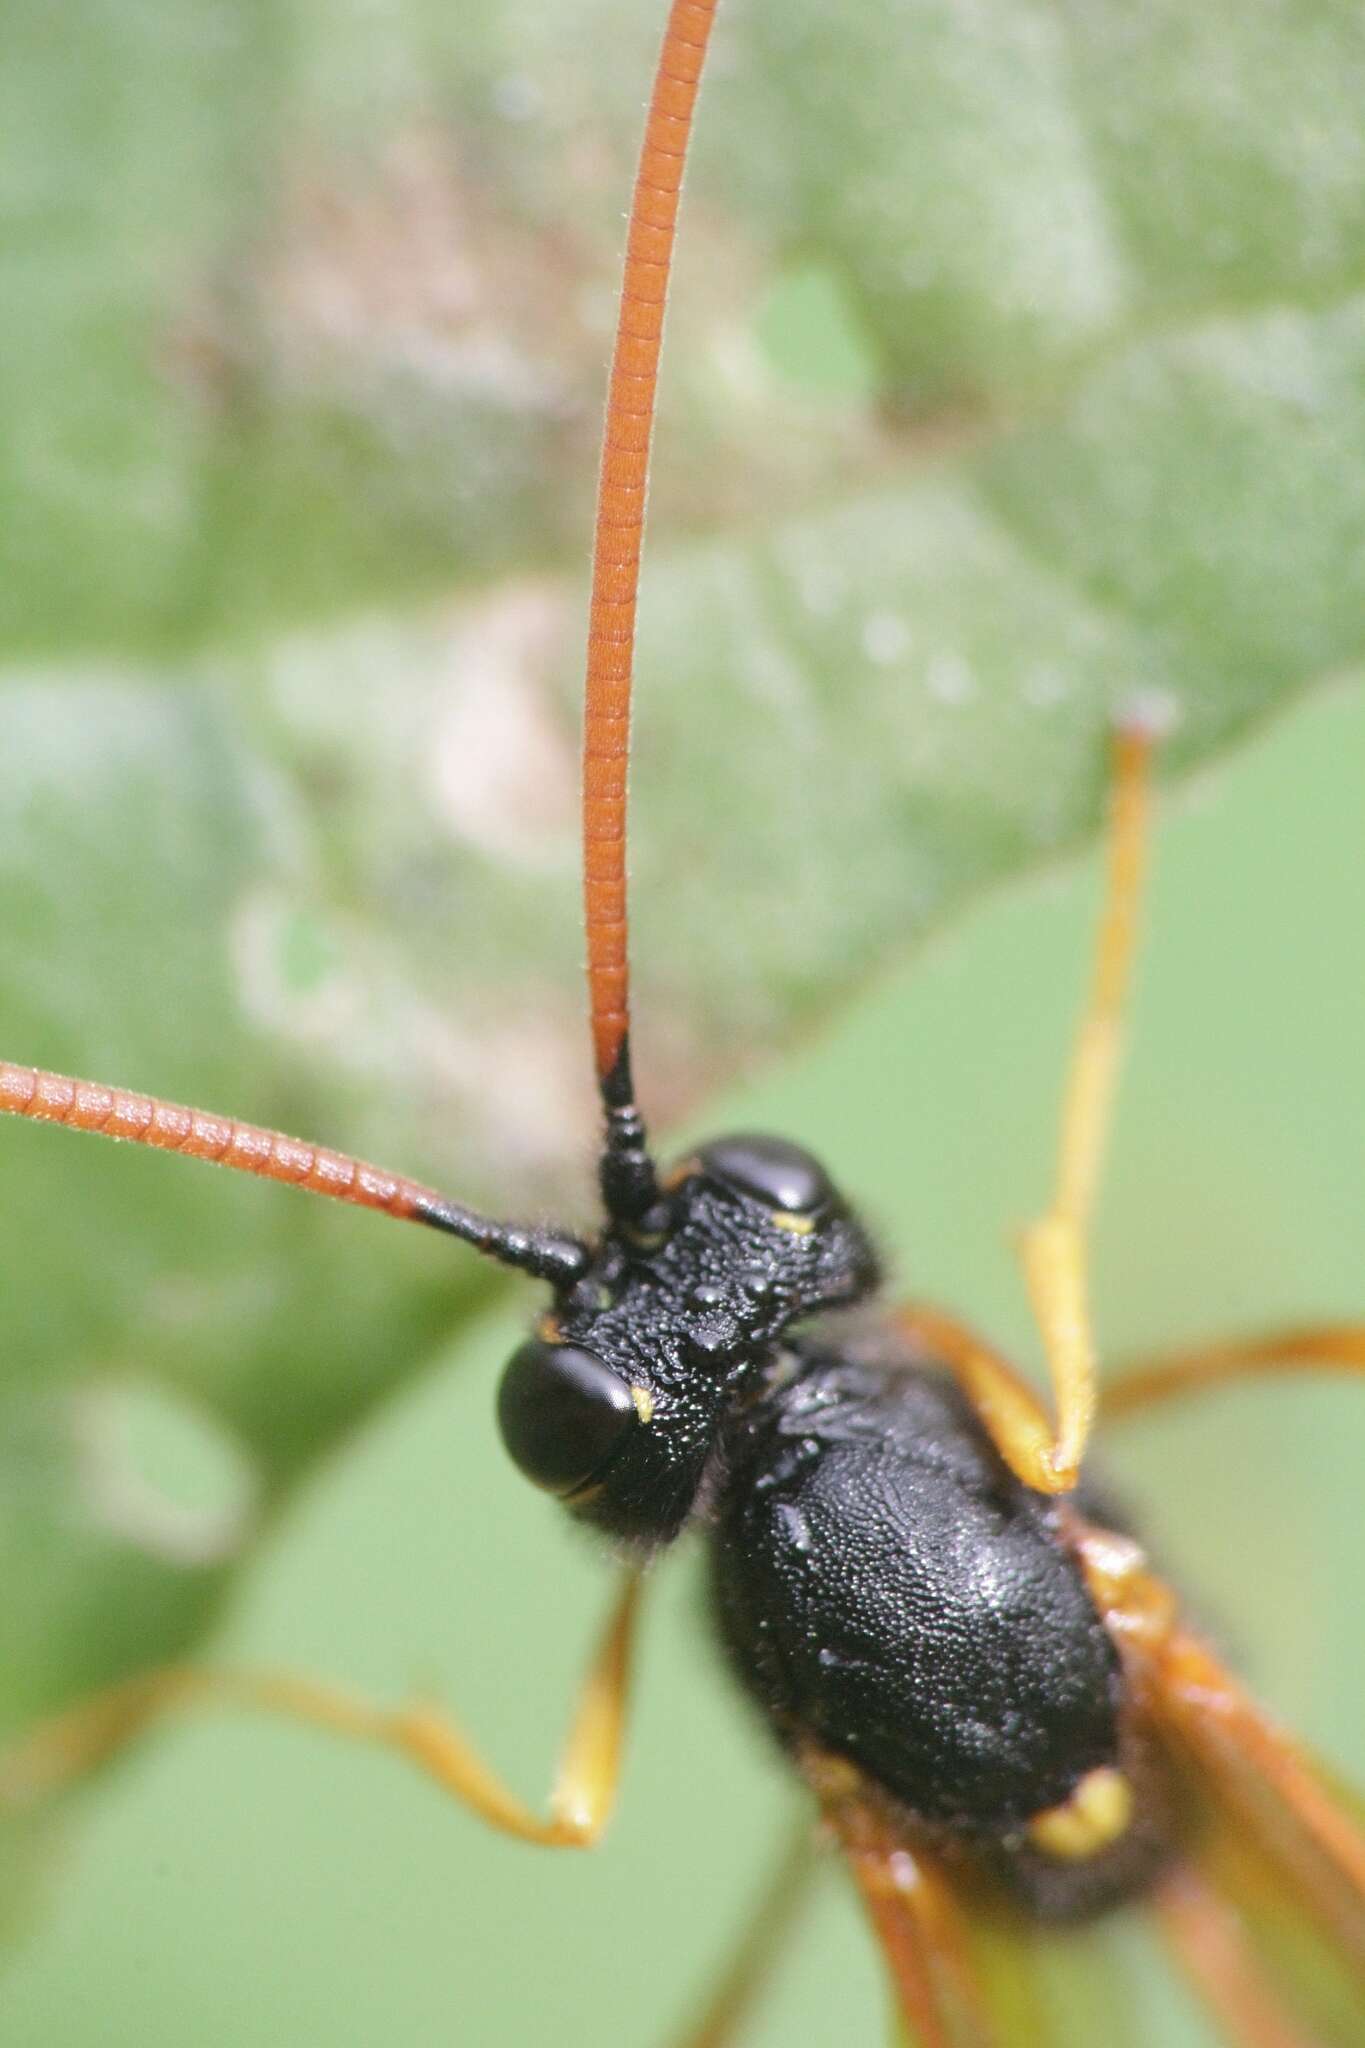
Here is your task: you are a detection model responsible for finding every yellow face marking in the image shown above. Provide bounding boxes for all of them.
[771,1209,815,1236]
[1027,1766,1134,1862]
[629,1385,655,1425]
[536,1313,561,1344]
[662,1156,700,1192]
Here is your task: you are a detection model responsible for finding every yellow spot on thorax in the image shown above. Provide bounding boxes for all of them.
[1027,1765,1133,1862]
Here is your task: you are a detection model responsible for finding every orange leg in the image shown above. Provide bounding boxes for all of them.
[1018,711,1166,1492]
[1102,1325,1365,1421]
[0,1570,642,1850]
[1155,1861,1318,2048]
[1155,1630,1365,1928]
[841,1828,972,2048]
[1068,1512,1365,1953]
[802,1747,1025,2048]
[666,1823,817,2048]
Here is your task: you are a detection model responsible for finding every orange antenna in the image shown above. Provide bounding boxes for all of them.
[583,0,719,1221]
[0,1064,589,1285]
[0,7,721,1258]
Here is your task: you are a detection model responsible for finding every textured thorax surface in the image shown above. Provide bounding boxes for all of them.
[709,1332,1124,1837]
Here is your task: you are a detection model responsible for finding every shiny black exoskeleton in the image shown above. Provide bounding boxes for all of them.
[711,1335,1120,1829]
[499,1134,880,1542]
[497,1131,1149,1901]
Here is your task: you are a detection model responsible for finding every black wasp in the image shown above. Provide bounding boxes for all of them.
[3,2,1364,2042]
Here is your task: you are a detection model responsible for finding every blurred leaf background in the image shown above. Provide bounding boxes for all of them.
[2,0,1364,2041]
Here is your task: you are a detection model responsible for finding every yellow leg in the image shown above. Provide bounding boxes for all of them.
[0,1569,642,1849]
[892,1302,1057,1495]
[1019,710,1166,1492]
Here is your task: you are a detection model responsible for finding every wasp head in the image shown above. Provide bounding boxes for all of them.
[496,1134,881,1542]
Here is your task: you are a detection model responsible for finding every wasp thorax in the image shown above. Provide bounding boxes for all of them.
[494,1130,882,1545]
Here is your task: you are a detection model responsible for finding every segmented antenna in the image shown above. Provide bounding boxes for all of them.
[582,0,719,1221]
[0,1065,589,1285]
[0,4,722,1264]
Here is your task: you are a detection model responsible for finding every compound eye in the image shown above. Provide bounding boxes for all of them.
[698,1132,835,1216]
[497,1340,638,1496]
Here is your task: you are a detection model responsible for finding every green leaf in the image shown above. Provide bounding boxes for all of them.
[1,0,1363,2013]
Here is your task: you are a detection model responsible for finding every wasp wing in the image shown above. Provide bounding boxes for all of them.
[841,1818,1041,2048]
[1148,1628,1365,2044]
[817,1778,1148,2048]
